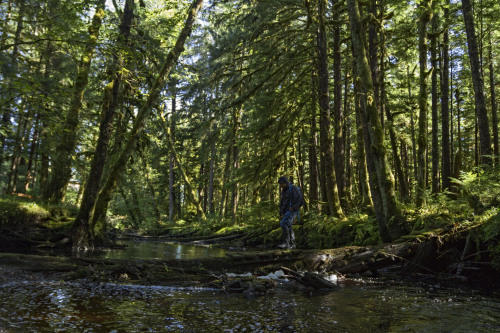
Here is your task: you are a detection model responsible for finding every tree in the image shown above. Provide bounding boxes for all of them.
[462,0,492,165]
[72,0,204,250]
[44,0,106,203]
[317,0,344,218]
[441,0,451,191]
[416,0,432,207]
[347,0,402,242]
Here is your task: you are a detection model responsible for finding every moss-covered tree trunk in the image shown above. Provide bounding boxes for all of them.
[489,34,499,165]
[430,13,439,194]
[416,0,432,207]
[348,0,401,242]
[332,0,345,207]
[308,71,320,212]
[208,123,217,215]
[169,95,178,222]
[89,0,204,236]
[72,0,135,250]
[44,0,105,203]
[441,2,451,191]
[230,107,242,224]
[317,0,344,218]
[462,0,492,165]
[354,73,373,209]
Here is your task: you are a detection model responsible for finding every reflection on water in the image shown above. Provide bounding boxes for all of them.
[1,240,500,332]
[94,240,227,260]
[0,279,499,332]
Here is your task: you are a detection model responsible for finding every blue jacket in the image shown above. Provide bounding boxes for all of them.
[280,183,301,215]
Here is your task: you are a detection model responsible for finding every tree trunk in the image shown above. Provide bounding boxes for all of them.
[24,110,40,192]
[416,0,432,207]
[169,96,177,222]
[462,0,492,165]
[348,0,402,242]
[90,0,204,235]
[488,34,499,165]
[431,13,439,194]
[230,108,242,224]
[219,127,233,218]
[354,79,373,209]
[208,123,217,215]
[44,0,105,203]
[72,82,116,250]
[441,3,451,191]
[368,0,380,125]
[72,0,136,250]
[317,0,344,218]
[309,71,320,212]
[0,0,24,176]
[162,119,206,220]
[7,105,30,193]
[454,89,463,179]
[408,66,417,193]
[332,0,345,206]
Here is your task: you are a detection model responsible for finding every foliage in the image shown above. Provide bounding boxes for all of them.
[0,197,50,226]
[481,209,500,270]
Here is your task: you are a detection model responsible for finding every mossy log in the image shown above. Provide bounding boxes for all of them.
[0,242,416,285]
[1,235,494,288]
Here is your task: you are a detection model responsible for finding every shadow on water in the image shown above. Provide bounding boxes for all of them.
[1,240,500,332]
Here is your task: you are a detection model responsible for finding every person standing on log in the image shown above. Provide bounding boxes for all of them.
[278,176,301,249]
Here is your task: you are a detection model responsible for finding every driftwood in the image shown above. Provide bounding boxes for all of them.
[281,266,339,289]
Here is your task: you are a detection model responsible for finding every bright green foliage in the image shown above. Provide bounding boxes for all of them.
[0,197,50,225]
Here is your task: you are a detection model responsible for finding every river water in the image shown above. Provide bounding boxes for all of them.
[1,241,499,332]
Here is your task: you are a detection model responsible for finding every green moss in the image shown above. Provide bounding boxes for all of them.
[0,198,50,226]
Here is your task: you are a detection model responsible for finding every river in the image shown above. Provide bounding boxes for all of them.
[1,240,499,332]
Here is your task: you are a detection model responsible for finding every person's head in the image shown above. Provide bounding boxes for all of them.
[278,176,289,189]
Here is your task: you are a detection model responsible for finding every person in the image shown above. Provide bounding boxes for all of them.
[277,176,301,249]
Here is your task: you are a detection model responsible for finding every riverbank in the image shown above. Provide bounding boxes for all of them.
[1,194,500,290]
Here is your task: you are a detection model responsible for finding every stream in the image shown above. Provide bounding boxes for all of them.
[1,240,499,332]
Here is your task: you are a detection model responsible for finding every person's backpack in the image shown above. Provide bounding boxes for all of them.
[289,184,304,208]
[289,184,305,225]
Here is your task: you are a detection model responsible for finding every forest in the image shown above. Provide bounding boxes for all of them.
[1,0,500,274]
